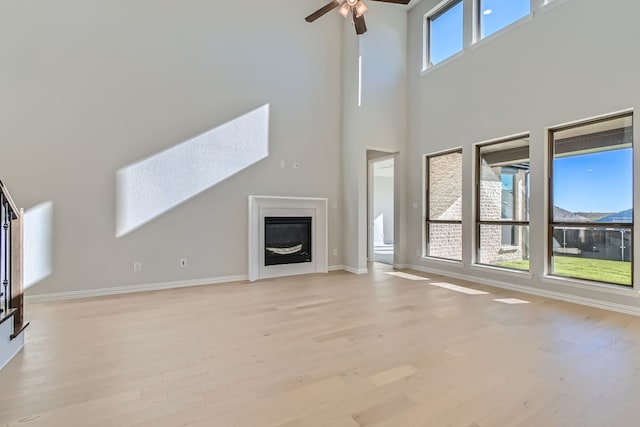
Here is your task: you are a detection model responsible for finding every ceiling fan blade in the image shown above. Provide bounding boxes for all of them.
[369,0,411,4]
[305,1,341,23]
[353,9,367,35]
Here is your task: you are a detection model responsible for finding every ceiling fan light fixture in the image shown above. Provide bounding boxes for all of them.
[305,0,411,36]
[339,2,351,17]
[355,1,368,17]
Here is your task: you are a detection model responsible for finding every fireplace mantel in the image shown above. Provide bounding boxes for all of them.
[248,196,328,281]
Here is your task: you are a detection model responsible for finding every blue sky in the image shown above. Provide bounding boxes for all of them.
[430,0,530,65]
[554,148,633,213]
[480,0,530,38]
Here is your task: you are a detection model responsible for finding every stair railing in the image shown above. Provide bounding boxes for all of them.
[0,180,26,338]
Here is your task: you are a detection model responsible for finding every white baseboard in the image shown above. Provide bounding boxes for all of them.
[22,264,640,316]
[393,263,410,269]
[25,275,248,304]
[342,266,368,275]
[0,318,24,370]
[407,264,640,317]
[25,267,352,304]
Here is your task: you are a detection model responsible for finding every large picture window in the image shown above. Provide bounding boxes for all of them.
[477,136,530,270]
[549,113,633,286]
[477,0,530,40]
[426,0,463,67]
[426,150,463,261]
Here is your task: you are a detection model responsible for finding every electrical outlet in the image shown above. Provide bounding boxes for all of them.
[333,249,338,256]
[133,262,142,272]
[292,162,300,170]
[180,258,187,268]
[412,202,418,209]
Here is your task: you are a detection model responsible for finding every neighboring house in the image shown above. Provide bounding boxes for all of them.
[429,156,530,265]
[477,163,529,266]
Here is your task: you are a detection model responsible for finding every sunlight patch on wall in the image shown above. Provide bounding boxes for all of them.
[24,201,53,289]
[116,104,270,237]
[358,55,363,107]
[373,213,384,244]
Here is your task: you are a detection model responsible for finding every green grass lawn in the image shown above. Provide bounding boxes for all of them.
[497,256,632,286]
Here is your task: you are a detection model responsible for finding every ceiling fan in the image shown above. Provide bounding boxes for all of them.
[305,0,410,35]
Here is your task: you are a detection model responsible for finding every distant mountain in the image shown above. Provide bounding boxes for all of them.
[575,212,612,221]
[596,209,633,223]
[553,206,589,222]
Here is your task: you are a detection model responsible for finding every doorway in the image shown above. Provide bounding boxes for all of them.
[368,154,395,265]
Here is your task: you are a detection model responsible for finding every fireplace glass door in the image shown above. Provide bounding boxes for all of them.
[264,217,312,266]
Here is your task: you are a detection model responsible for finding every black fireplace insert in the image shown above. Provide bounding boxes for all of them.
[264,216,312,266]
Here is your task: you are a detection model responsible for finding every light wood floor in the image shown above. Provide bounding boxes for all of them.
[3,263,640,426]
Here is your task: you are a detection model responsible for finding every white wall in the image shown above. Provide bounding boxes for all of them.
[373,175,394,244]
[0,0,345,295]
[407,0,640,308]
[342,4,408,272]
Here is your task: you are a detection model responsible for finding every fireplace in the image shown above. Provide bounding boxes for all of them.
[248,195,328,281]
[264,217,312,266]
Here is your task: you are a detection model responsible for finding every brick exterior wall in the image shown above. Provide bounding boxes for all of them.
[427,153,529,265]
[428,152,462,220]
[428,152,462,259]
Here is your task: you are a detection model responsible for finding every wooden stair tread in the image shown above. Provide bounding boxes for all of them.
[0,308,17,326]
[10,321,29,340]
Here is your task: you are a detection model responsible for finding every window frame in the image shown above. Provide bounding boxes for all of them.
[547,112,634,287]
[474,0,532,42]
[425,149,463,261]
[424,0,464,70]
[500,169,518,246]
[475,135,530,271]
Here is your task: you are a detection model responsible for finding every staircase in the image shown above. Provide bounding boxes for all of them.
[0,180,28,369]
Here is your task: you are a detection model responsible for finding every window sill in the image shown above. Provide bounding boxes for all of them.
[541,0,571,14]
[541,274,639,297]
[471,263,533,279]
[421,256,463,266]
[421,50,464,76]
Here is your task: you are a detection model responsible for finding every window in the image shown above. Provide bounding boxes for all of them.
[477,137,530,270]
[426,150,463,261]
[426,0,463,67]
[500,169,517,245]
[549,113,633,286]
[478,0,530,40]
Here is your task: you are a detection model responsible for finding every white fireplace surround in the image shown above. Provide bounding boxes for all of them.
[248,196,328,281]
